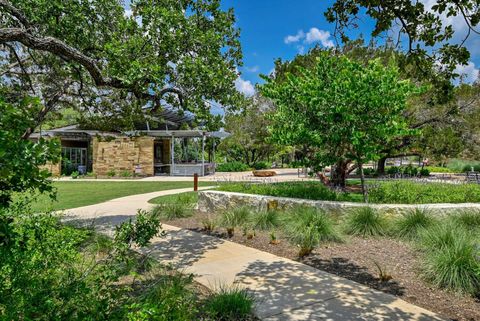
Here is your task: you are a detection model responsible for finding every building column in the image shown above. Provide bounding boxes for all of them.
[201,134,205,176]
[170,135,175,176]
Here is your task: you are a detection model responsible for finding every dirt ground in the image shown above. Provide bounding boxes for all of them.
[163,211,480,321]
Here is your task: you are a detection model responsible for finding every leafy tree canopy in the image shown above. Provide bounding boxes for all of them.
[0,0,243,134]
[325,0,479,83]
[261,52,419,187]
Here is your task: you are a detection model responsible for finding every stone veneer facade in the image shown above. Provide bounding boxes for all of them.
[92,136,154,176]
[40,162,61,177]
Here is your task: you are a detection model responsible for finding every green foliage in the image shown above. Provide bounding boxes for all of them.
[369,181,480,204]
[217,162,250,172]
[284,207,340,257]
[126,272,199,321]
[218,182,357,202]
[71,171,80,179]
[447,159,480,172]
[344,207,388,237]
[261,52,417,187]
[150,194,195,220]
[419,223,480,295]
[451,210,480,231]
[203,286,255,321]
[107,169,116,177]
[394,208,436,239]
[419,168,430,177]
[0,202,165,320]
[201,216,217,233]
[220,207,251,237]
[252,210,280,231]
[424,166,457,173]
[0,95,60,207]
[120,170,133,178]
[253,161,272,170]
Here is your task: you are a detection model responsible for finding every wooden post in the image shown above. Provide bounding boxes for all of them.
[193,173,198,191]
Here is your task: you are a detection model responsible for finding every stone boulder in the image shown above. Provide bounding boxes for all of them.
[252,170,277,177]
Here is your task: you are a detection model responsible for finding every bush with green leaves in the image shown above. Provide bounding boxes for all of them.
[284,207,340,257]
[344,207,388,237]
[71,170,80,179]
[120,170,133,178]
[419,223,480,295]
[252,161,271,170]
[107,169,116,177]
[203,286,255,321]
[220,206,251,237]
[216,162,250,172]
[451,210,480,231]
[150,193,196,220]
[419,168,430,177]
[394,208,436,239]
[0,202,165,320]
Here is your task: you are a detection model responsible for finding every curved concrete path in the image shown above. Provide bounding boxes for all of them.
[65,188,445,321]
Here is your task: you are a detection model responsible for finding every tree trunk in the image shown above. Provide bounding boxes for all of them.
[358,162,369,203]
[330,160,349,188]
[377,156,388,175]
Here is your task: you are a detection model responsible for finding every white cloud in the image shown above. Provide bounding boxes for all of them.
[235,77,255,97]
[455,61,479,83]
[245,65,260,73]
[305,28,334,47]
[284,30,305,44]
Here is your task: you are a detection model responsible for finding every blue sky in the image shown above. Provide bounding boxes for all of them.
[125,0,480,97]
[219,0,480,97]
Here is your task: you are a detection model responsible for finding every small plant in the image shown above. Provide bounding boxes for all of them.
[419,223,460,250]
[216,162,250,172]
[201,216,217,232]
[421,229,480,295]
[269,231,280,245]
[107,169,116,177]
[85,171,97,178]
[203,286,255,321]
[373,260,393,282]
[284,206,340,257]
[252,210,280,230]
[120,170,133,178]
[451,210,480,231]
[220,207,251,237]
[344,207,388,237]
[71,170,80,179]
[394,208,436,239]
[419,168,430,177]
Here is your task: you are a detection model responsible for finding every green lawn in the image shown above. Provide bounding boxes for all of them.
[23,181,215,212]
[148,191,198,204]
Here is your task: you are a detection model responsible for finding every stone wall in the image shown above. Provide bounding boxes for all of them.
[92,136,154,176]
[198,190,480,216]
[40,162,61,177]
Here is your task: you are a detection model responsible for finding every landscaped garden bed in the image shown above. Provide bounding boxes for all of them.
[151,192,480,321]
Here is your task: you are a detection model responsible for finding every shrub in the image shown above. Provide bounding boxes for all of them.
[201,216,217,232]
[344,207,388,237]
[394,208,436,239]
[252,210,280,230]
[203,286,255,321]
[447,158,480,173]
[451,210,480,231]
[419,168,430,177]
[216,162,250,172]
[386,166,400,175]
[107,169,116,177]
[220,207,251,237]
[120,170,133,178]
[284,207,340,257]
[71,170,80,179]
[420,227,480,295]
[252,161,271,170]
[150,193,195,220]
[424,166,454,173]
[85,171,97,178]
[368,181,480,204]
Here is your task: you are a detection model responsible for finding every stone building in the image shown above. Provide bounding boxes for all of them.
[30,110,227,177]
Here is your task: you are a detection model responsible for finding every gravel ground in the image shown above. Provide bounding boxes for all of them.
[163,211,480,321]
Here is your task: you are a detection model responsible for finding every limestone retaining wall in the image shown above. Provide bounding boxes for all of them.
[40,161,61,177]
[92,136,154,176]
[198,190,480,215]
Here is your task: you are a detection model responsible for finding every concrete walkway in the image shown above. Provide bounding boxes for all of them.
[65,188,445,321]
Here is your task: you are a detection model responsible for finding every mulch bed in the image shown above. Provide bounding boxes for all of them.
[163,211,480,321]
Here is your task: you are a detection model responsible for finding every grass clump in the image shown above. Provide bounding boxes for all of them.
[150,193,196,220]
[252,210,280,231]
[451,210,480,231]
[394,208,436,239]
[419,223,480,295]
[203,286,255,321]
[344,207,388,237]
[220,207,251,237]
[284,206,340,257]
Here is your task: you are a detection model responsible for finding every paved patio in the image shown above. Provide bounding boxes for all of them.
[64,188,445,321]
